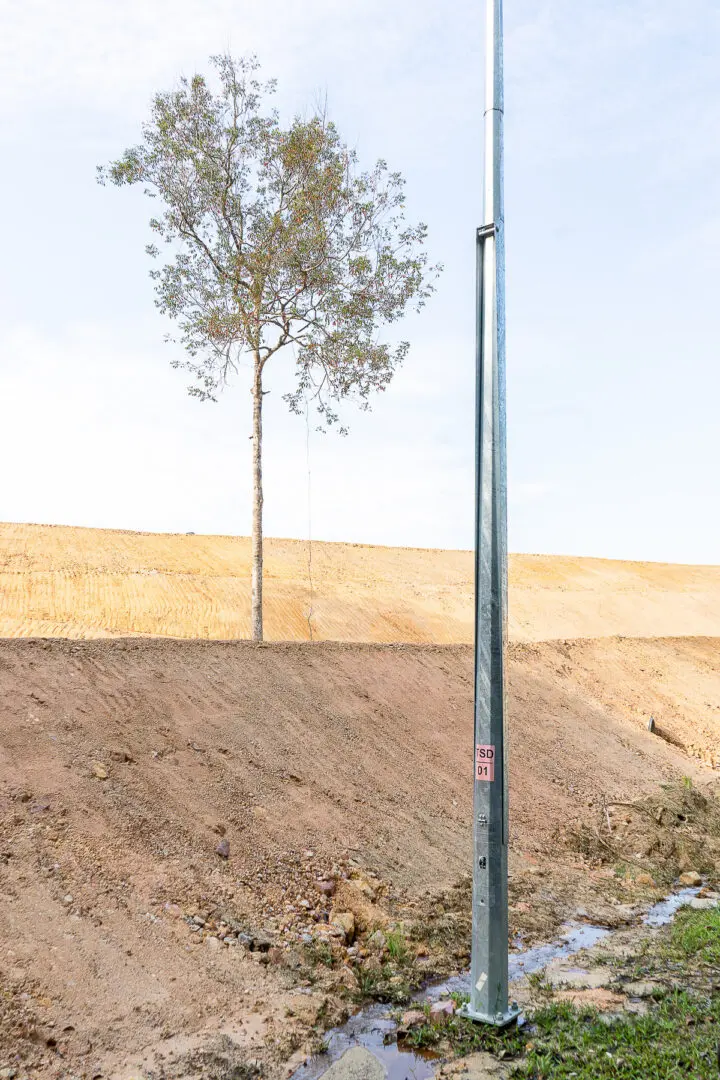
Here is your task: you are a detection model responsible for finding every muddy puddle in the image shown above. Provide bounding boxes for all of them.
[291,886,700,1080]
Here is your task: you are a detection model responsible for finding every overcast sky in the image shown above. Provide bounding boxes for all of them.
[1,0,718,561]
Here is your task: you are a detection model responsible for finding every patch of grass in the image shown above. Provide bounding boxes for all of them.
[526,969,555,1000]
[353,963,411,1005]
[668,906,720,966]
[513,910,720,1076]
[303,940,335,968]
[401,993,720,1078]
[403,1005,526,1058]
[385,929,410,965]
[402,910,720,1076]
[511,992,720,1079]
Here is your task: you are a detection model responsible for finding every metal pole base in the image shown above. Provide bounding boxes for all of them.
[457,1002,520,1028]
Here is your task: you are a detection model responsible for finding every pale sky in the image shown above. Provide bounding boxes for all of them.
[1,0,718,561]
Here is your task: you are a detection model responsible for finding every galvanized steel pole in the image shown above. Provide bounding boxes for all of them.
[459,0,518,1027]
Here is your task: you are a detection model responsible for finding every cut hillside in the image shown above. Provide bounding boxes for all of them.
[1,636,719,1078]
[2,521,720,642]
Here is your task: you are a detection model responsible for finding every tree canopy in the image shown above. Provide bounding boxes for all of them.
[99,54,441,429]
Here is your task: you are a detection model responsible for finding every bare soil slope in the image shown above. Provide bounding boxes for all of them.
[3,522,720,642]
[1,637,718,1077]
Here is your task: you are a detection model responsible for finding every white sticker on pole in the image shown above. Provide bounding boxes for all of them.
[475,972,488,992]
[475,744,495,781]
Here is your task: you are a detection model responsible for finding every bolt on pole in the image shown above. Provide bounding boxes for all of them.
[459,0,518,1028]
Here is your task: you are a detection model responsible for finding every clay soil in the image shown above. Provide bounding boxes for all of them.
[3,522,720,643]
[1,636,719,1079]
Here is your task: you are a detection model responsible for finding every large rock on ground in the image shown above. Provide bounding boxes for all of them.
[332,880,389,932]
[319,1048,386,1080]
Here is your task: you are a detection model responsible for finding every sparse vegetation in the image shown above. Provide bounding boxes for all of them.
[385,928,410,964]
[397,908,720,1079]
[353,961,412,1005]
[526,969,556,1001]
[512,992,720,1079]
[303,939,335,969]
[402,998,526,1056]
[668,905,720,966]
[568,781,720,885]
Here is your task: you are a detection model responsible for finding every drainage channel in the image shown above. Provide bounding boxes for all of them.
[290,887,701,1080]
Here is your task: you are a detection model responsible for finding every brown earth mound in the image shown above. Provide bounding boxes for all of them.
[1,636,718,1078]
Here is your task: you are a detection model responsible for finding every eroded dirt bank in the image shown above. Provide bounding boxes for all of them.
[1,637,718,1078]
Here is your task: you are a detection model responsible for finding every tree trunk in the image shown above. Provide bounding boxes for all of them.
[251,355,264,641]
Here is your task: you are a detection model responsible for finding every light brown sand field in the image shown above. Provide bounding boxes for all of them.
[2,521,720,642]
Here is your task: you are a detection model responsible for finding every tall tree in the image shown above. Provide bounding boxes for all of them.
[99,55,440,641]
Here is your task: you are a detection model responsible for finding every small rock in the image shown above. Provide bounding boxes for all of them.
[354,878,378,902]
[205,935,223,950]
[634,873,657,888]
[399,1009,426,1031]
[330,911,356,943]
[215,838,230,859]
[0,1068,18,1079]
[689,898,719,911]
[316,879,336,897]
[268,947,284,964]
[247,931,273,952]
[335,965,359,991]
[286,949,304,970]
[441,1051,509,1078]
[367,929,387,952]
[299,899,311,910]
[62,894,74,905]
[679,871,703,887]
[164,903,183,919]
[429,999,456,1021]
[192,915,206,927]
[109,749,134,763]
[624,981,663,999]
[91,763,108,780]
[319,1048,384,1080]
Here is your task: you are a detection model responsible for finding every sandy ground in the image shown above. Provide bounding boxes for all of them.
[3,522,720,642]
[1,636,718,1078]
[3,523,720,1076]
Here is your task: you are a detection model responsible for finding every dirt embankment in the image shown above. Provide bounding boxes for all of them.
[3,521,720,643]
[1,636,718,1078]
